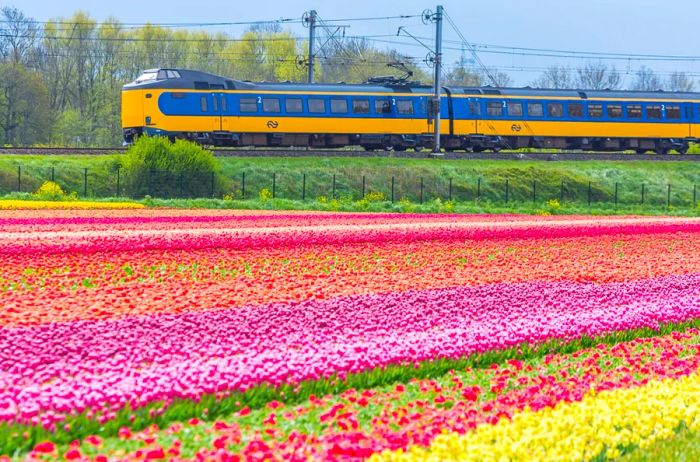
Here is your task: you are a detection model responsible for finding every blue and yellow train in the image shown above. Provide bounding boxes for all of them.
[121,68,700,153]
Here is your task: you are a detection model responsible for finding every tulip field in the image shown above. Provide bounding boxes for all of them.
[3,209,700,461]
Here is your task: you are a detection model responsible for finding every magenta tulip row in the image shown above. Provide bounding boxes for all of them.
[1,217,699,255]
[2,272,699,428]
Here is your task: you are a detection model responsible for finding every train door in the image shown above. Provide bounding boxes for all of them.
[142,91,158,131]
[219,93,230,132]
[210,93,223,131]
[468,97,480,134]
[687,103,697,138]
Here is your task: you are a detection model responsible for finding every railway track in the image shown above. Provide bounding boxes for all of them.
[1,146,700,161]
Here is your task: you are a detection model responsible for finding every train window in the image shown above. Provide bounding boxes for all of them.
[239,97,257,113]
[646,105,662,119]
[375,99,392,114]
[157,70,168,80]
[309,98,326,113]
[568,103,583,117]
[285,98,303,113]
[397,100,414,115]
[527,103,543,117]
[607,104,623,118]
[588,104,603,118]
[170,92,186,99]
[194,81,209,90]
[507,102,523,117]
[352,99,370,114]
[262,98,281,113]
[212,96,219,112]
[627,105,642,118]
[667,105,681,119]
[166,70,181,79]
[330,98,348,114]
[548,103,563,117]
[200,96,208,112]
[221,97,227,112]
[486,101,503,116]
[469,100,481,115]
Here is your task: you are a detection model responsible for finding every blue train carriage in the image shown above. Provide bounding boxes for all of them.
[452,87,700,154]
[121,68,441,150]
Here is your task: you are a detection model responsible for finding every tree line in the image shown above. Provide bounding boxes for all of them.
[0,6,698,146]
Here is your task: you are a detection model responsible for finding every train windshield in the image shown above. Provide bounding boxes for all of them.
[135,71,159,83]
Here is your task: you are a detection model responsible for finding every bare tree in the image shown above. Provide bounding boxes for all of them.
[247,22,283,35]
[0,7,39,65]
[532,66,574,89]
[484,69,511,87]
[631,66,663,91]
[667,71,695,92]
[576,61,621,90]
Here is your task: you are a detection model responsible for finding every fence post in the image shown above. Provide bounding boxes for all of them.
[241,172,246,199]
[588,181,592,206]
[391,176,395,203]
[116,167,121,197]
[641,183,645,205]
[147,169,152,197]
[178,173,184,198]
[448,178,452,201]
[477,177,481,200]
[614,182,618,206]
[332,174,336,199]
[17,166,21,192]
[210,171,215,197]
[419,177,424,204]
[505,179,509,203]
[51,166,55,182]
[532,179,536,203]
[560,180,564,203]
[694,184,697,209]
[362,175,365,199]
[83,168,88,197]
[302,173,306,201]
[667,184,671,208]
[272,173,276,199]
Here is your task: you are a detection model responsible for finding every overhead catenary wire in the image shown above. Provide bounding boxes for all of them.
[441,10,499,86]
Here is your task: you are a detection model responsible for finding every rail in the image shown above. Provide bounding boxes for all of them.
[1,146,699,161]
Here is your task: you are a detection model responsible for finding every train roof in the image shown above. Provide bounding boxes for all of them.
[124,68,700,100]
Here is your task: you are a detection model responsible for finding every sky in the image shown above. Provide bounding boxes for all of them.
[7,0,700,86]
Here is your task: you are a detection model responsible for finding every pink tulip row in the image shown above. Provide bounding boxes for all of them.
[1,216,699,256]
[3,272,699,428]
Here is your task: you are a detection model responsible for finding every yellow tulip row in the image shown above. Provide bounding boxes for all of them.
[0,200,145,210]
[369,370,700,462]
